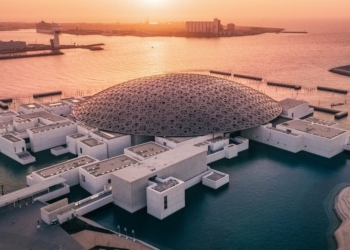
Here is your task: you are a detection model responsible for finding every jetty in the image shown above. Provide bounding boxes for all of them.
[33,91,62,98]
[309,105,348,119]
[267,81,301,90]
[233,74,262,81]
[0,51,64,60]
[210,70,231,76]
[0,101,8,109]
[317,86,348,94]
[329,65,350,77]
[0,98,12,103]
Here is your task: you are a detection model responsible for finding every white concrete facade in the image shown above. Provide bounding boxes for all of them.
[42,102,71,116]
[242,119,349,158]
[113,144,208,213]
[279,99,314,119]
[28,122,77,152]
[77,138,108,160]
[202,170,229,189]
[0,133,35,164]
[79,167,113,194]
[147,177,185,220]
[91,131,131,158]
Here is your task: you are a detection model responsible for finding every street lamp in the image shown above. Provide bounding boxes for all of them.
[124,228,128,239]
[117,225,121,236]
[132,230,135,242]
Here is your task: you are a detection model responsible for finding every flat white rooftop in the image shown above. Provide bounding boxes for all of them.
[35,156,97,178]
[0,120,13,129]
[0,177,66,208]
[2,134,22,143]
[93,130,126,140]
[80,138,105,147]
[152,179,180,193]
[0,111,18,117]
[61,97,84,105]
[114,144,207,182]
[82,154,138,177]
[17,111,67,123]
[19,103,44,110]
[279,120,346,139]
[69,133,86,139]
[279,99,307,110]
[29,121,74,133]
[164,137,194,144]
[126,142,169,159]
[304,117,337,127]
[42,102,69,108]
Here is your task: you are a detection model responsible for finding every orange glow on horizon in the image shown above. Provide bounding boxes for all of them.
[1,0,350,27]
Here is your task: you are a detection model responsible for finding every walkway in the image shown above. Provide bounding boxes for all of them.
[0,201,84,250]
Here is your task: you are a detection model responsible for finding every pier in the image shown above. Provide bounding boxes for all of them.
[267,81,301,90]
[0,101,8,109]
[309,105,348,119]
[234,74,262,81]
[317,86,348,94]
[0,98,12,103]
[33,91,62,98]
[210,70,232,76]
[329,65,350,77]
[0,51,64,60]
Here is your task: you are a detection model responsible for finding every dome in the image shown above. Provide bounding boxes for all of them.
[73,73,282,136]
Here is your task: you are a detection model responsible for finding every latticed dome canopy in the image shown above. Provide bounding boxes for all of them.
[73,73,282,136]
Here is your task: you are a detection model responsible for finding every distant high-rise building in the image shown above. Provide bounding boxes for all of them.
[227,23,235,31]
[185,18,222,35]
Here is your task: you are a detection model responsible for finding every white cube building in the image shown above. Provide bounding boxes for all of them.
[91,130,131,158]
[0,133,35,164]
[79,154,138,194]
[28,122,77,152]
[18,103,46,114]
[147,177,185,220]
[113,143,208,213]
[27,156,97,186]
[77,138,107,160]
[279,99,314,119]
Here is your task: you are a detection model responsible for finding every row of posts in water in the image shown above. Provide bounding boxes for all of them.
[209,70,349,94]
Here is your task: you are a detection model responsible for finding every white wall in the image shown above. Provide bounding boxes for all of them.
[281,102,313,119]
[91,134,131,158]
[147,178,185,220]
[28,123,77,152]
[13,120,36,133]
[79,168,113,194]
[77,140,107,160]
[66,134,88,155]
[202,170,229,189]
[35,184,70,203]
[75,194,113,216]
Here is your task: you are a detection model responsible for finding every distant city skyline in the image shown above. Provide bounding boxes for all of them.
[2,0,350,25]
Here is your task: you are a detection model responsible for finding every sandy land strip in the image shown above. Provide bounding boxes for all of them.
[334,186,350,249]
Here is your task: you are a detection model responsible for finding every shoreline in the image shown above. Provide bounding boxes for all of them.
[333,186,350,249]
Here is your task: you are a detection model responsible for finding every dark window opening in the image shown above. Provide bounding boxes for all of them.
[164,196,168,210]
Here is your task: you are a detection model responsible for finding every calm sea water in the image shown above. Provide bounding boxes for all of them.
[1,28,350,249]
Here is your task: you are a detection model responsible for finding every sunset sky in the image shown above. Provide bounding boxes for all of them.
[2,0,350,25]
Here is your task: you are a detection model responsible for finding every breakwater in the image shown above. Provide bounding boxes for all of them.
[33,91,62,98]
[317,86,348,94]
[267,81,301,90]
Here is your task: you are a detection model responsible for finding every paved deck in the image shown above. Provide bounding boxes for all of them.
[0,201,84,250]
[72,229,155,250]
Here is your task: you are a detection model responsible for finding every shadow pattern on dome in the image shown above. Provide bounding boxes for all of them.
[73,74,282,136]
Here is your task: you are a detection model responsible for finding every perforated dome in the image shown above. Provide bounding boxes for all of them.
[73,73,282,136]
